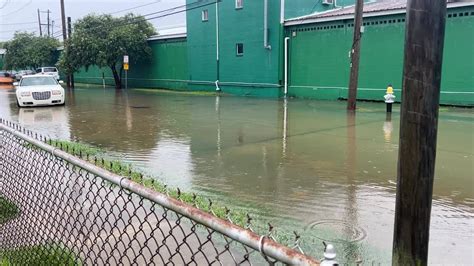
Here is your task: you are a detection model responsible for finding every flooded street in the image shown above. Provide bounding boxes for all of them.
[1,85,473,264]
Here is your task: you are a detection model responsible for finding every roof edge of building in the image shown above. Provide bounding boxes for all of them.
[148,32,187,41]
[284,1,474,26]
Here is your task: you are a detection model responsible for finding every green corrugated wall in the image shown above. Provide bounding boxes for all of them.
[286,6,474,105]
[185,0,283,97]
[74,38,188,90]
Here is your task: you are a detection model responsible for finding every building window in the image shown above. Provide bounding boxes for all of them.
[202,9,208,21]
[235,0,243,9]
[236,43,244,56]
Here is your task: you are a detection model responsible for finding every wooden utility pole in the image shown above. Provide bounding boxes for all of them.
[60,0,67,41]
[68,17,75,89]
[392,0,447,264]
[60,0,70,88]
[37,9,42,36]
[346,0,364,111]
[46,9,51,37]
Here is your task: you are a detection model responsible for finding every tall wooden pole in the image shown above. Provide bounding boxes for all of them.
[67,17,75,89]
[60,0,67,41]
[37,9,42,37]
[47,9,50,37]
[60,0,70,88]
[346,0,363,111]
[392,0,447,264]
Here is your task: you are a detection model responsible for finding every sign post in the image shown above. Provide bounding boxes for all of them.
[123,55,129,89]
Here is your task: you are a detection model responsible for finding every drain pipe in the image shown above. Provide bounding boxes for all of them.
[284,37,290,95]
[215,0,221,91]
[280,0,285,24]
[264,0,271,50]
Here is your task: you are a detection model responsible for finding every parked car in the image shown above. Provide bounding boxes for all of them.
[36,67,60,81]
[9,71,18,80]
[14,75,65,107]
[0,71,14,84]
[15,70,33,81]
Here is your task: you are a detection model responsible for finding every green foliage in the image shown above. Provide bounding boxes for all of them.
[0,196,18,224]
[0,244,78,265]
[3,32,59,70]
[59,14,156,88]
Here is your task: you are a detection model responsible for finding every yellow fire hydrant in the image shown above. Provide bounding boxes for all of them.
[384,84,396,113]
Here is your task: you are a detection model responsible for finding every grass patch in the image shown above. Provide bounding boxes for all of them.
[0,244,78,265]
[0,196,18,224]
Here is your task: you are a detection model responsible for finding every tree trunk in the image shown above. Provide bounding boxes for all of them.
[110,64,121,89]
[119,65,124,87]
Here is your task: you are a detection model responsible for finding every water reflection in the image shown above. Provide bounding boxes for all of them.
[0,87,472,264]
[17,107,71,140]
[343,112,361,261]
[383,113,393,147]
[67,89,161,151]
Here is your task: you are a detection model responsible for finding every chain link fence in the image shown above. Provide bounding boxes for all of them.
[0,119,321,265]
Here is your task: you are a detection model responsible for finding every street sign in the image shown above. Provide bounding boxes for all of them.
[124,63,129,70]
[123,55,129,64]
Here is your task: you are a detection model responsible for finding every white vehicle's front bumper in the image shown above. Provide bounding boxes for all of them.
[17,94,64,107]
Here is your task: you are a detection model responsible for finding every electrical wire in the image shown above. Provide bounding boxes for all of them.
[75,0,216,34]
[0,0,11,9]
[0,21,36,25]
[2,0,216,41]
[1,0,32,17]
[0,26,36,33]
[109,0,162,15]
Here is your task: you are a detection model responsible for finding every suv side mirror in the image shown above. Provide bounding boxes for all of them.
[13,82,19,86]
[59,80,64,84]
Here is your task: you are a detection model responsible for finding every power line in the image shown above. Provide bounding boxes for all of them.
[0,21,36,26]
[0,0,32,17]
[2,0,214,41]
[0,0,11,9]
[0,27,36,33]
[77,0,214,34]
[109,0,162,15]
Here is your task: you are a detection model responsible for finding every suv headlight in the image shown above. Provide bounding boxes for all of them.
[20,91,31,97]
[51,90,62,95]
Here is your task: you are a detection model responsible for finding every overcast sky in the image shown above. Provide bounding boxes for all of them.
[0,0,186,41]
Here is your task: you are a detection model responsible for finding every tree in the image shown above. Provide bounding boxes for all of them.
[59,14,155,89]
[4,32,59,70]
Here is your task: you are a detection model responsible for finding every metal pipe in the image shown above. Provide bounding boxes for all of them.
[215,0,221,91]
[0,122,320,266]
[280,0,285,24]
[264,0,271,49]
[284,37,290,95]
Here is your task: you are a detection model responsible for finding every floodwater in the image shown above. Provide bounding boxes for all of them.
[0,85,473,264]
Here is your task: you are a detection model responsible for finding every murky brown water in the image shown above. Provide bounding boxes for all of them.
[1,85,473,264]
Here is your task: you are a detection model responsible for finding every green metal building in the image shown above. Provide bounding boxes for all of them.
[74,0,474,106]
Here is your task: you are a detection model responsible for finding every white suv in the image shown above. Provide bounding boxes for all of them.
[36,67,60,81]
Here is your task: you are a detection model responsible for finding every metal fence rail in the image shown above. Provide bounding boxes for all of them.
[0,120,320,265]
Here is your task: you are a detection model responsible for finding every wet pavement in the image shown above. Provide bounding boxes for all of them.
[0,85,472,264]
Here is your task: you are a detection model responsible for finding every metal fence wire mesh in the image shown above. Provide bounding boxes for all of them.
[0,120,319,265]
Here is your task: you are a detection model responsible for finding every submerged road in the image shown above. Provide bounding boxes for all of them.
[0,85,472,264]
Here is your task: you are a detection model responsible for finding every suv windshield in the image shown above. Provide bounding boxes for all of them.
[20,77,57,86]
[43,67,57,72]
